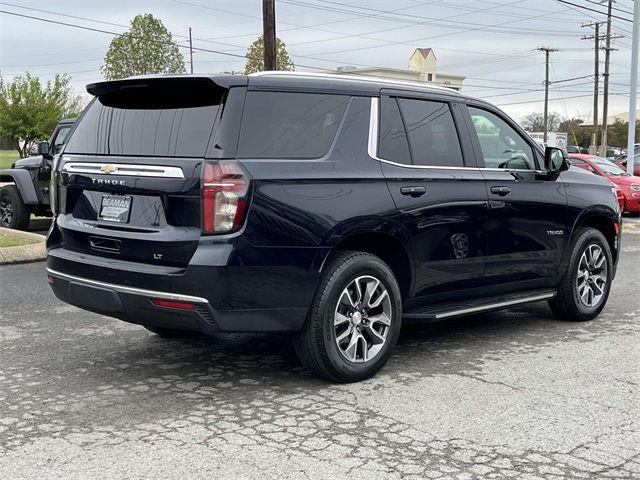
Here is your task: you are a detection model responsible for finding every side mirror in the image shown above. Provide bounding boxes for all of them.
[544,146,570,174]
[37,141,50,156]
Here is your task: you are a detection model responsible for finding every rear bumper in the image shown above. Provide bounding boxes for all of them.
[47,267,310,333]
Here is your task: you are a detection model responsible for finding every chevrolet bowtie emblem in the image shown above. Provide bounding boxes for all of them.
[101,164,116,174]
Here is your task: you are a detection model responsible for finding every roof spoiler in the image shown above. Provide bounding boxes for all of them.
[86,75,248,97]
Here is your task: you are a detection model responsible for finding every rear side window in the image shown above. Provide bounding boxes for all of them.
[237,91,348,159]
[397,98,464,167]
[65,95,221,158]
[378,96,411,165]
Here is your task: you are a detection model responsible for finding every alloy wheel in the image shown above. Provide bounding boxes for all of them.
[576,244,608,307]
[334,275,392,363]
[0,196,13,226]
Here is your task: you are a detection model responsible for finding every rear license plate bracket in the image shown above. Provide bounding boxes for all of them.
[99,195,132,223]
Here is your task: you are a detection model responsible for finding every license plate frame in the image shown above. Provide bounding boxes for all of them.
[98,195,132,223]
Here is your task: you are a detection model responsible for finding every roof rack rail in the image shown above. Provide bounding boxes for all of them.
[249,71,461,94]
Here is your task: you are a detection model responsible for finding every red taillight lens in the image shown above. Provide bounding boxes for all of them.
[202,161,249,234]
[151,299,194,310]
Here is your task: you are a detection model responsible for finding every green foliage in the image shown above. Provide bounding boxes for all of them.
[244,35,295,74]
[0,73,82,158]
[607,120,640,149]
[101,14,185,80]
[558,118,590,148]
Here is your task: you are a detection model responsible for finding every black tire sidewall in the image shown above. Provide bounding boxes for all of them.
[0,186,29,229]
[317,255,402,380]
[565,229,613,318]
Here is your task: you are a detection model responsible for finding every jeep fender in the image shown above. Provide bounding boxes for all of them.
[0,169,39,204]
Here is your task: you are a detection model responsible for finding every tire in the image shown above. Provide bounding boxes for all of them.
[294,251,402,383]
[549,227,613,321]
[0,185,30,230]
[143,326,205,338]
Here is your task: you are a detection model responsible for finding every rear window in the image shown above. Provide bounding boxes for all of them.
[237,91,349,159]
[65,92,221,158]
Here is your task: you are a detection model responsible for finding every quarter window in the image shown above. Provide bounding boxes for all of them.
[378,96,411,165]
[397,98,464,167]
[468,107,536,170]
[237,91,348,159]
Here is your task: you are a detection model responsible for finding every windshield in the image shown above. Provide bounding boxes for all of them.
[589,156,627,176]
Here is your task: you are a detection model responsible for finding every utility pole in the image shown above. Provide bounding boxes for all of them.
[262,0,276,71]
[188,27,194,74]
[582,22,604,155]
[601,0,613,156]
[626,0,639,175]
[538,47,559,144]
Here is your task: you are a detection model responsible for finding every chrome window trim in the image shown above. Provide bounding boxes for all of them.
[46,268,210,304]
[367,97,545,174]
[61,162,185,179]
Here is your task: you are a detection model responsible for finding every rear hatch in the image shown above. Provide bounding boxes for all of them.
[52,76,244,267]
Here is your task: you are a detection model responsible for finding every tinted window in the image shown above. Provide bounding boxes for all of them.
[238,92,348,159]
[468,107,536,170]
[397,98,463,167]
[65,98,220,158]
[52,126,71,155]
[378,96,411,164]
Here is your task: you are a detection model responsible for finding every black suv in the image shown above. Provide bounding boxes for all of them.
[46,73,621,382]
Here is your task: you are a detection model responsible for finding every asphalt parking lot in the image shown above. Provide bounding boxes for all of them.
[1,221,639,479]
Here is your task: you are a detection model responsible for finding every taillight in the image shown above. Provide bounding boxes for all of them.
[50,154,60,215]
[202,161,249,234]
[612,186,623,212]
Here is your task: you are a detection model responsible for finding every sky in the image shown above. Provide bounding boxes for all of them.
[0,0,637,123]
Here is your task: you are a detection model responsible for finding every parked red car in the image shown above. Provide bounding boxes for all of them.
[615,153,640,176]
[569,154,640,213]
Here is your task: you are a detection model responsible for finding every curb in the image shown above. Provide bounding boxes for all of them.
[0,227,46,265]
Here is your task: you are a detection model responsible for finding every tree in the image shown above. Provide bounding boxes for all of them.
[244,35,295,74]
[521,112,562,132]
[0,73,82,158]
[101,14,185,80]
[558,118,590,148]
[606,120,640,149]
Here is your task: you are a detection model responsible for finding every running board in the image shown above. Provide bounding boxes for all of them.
[402,289,556,321]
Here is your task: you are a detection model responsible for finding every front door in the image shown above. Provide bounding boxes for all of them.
[374,95,488,304]
[463,104,568,286]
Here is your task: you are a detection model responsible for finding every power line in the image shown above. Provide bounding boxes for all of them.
[584,0,634,16]
[554,0,633,23]
[495,92,628,107]
[0,8,329,72]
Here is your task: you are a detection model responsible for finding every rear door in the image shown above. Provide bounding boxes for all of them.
[375,93,488,302]
[53,77,244,267]
[462,104,568,284]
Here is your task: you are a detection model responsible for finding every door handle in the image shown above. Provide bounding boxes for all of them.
[400,186,427,197]
[490,186,511,196]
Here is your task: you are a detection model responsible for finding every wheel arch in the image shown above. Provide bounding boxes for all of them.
[322,230,413,301]
[0,169,39,204]
[570,207,619,265]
